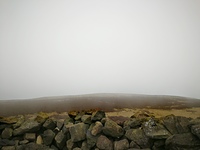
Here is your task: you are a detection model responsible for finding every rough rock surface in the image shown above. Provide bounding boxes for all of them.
[0,109,200,150]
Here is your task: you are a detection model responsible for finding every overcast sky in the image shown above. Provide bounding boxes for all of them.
[0,0,200,100]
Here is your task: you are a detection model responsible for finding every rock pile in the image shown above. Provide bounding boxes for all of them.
[0,109,200,150]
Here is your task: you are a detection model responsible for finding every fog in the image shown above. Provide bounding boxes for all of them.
[0,0,200,100]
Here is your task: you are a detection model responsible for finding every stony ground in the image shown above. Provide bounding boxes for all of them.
[0,108,200,150]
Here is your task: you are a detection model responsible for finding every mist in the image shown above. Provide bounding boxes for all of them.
[0,0,200,100]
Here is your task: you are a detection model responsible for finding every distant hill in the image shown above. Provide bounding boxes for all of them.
[0,93,200,116]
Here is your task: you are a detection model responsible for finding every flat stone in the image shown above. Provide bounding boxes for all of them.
[96,135,113,150]
[114,139,129,150]
[24,133,36,141]
[165,133,200,150]
[103,119,124,138]
[1,128,13,139]
[1,146,15,150]
[13,119,40,136]
[69,123,89,142]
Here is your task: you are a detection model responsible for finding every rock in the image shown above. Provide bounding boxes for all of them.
[35,112,49,124]
[73,148,81,150]
[19,142,50,150]
[165,133,200,150]
[129,141,140,149]
[109,116,129,126]
[36,135,43,144]
[54,131,66,149]
[103,119,124,138]
[42,129,55,146]
[19,140,29,145]
[24,133,36,141]
[124,118,141,130]
[191,124,200,139]
[66,139,76,150]
[81,115,92,124]
[96,135,113,150]
[69,123,89,142]
[81,140,89,150]
[1,128,13,139]
[162,114,178,134]
[51,145,59,150]
[125,128,152,148]
[0,139,15,146]
[176,116,190,133]
[1,146,15,150]
[13,119,41,136]
[91,110,105,121]
[152,140,165,150]
[91,121,103,136]
[43,118,56,129]
[75,111,85,121]
[143,118,171,139]
[114,139,129,150]
[86,123,99,149]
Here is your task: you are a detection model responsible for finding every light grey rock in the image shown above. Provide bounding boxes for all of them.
[114,139,129,150]
[103,119,124,138]
[96,135,113,150]
[143,118,171,139]
[69,123,89,142]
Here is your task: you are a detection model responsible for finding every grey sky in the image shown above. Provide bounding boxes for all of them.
[0,0,200,100]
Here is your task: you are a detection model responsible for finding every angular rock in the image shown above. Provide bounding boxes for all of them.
[69,123,89,142]
[162,114,178,134]
[176,116,190,133]
[1,128,13,139]
[81,115,92,124]
[91,110,105,121]
[124,118,141,130]
[165,133,200,150]
[13,119,40,136]
[129,141,140,149]
[108,116,129,126]
[75,111,85,121]
[143,118,171,139]
[81,140,90,150]
[66,139,76,150]
[19,140,29,145]
[114,139,129,150]
[103,119,124,138]
[24,133,36,141]
[91,121,103,136]
[191,124,200,139]
[96,135,113,150]
[18,142,50,150]
[42,129,55,146]
[125,129,152,148]
[55,131,66,149]
[43,118,56,129]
